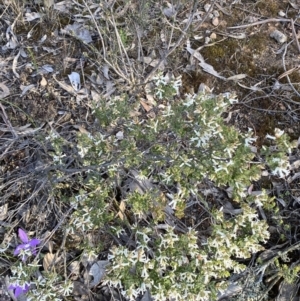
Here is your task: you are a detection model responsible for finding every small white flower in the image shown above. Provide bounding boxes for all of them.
[265,133,275,140]
[272,166,289,178]
[45,130,59,141]
[179,156,192,167]
[244,136,257,147]
[191,130,210,147]
[155,86,164,99]
[52,153,66,164]
[140,265,149,279]
[171,76,182,94]
[162,105,174,117]
[183,94,196,106]
[153,74,167,86]
[168,196,180,209]
[274,128,284,138]
[59,280,73,296]
[78,146,89,158]
[270,157,290,178]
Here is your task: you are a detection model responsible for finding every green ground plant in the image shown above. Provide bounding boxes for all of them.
[22,73,294,301]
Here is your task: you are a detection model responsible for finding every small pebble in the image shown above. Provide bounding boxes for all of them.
[278,10,285,17]
[213,10,220,17]
[270,30,287,43]
[212,17,219,26]
[210,32,217,40]
[204,4,211,12]
[205,36,210,44]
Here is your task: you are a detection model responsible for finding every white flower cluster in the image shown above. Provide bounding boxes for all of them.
[106,226,221,301]
[68,191,108,233]
[208,201,270,262]
[9,261,32,283]
[26,277,73,301]
[9,262,72,301]
[269,156,290,178]
[190,95,232,149]
[71,206,95,232]
[45,129,60,141]
[152,72,182,99]
[264,128,294,178]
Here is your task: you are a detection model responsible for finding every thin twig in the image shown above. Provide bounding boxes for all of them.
[281,42,300,104]
[0,103,18,139]
[290,18,300,54]
[108,15,135,83]
[278,66,300,80]
[228,18,296,29]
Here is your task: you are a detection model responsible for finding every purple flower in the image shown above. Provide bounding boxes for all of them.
[14,229,40,261]
[8,283,30,297]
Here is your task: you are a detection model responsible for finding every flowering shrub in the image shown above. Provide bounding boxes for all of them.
[67,74,294,300]
[9,74,296,300]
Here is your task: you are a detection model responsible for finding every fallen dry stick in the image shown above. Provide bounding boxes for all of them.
[278,66,300,80]
[0,103,17,138]
[228,18,297,29]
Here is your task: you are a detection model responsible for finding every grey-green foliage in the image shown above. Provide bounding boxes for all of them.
[47,73,295,301]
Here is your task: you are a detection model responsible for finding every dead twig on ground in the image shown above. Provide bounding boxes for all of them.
[108,14,135,84]
[0,103,18,138]
[228,18,299,29]
[278,66,300,80]
[281,42,300,104]
[290,18,300,54]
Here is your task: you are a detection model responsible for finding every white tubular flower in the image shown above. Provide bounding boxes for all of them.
[183,94,196,106]
[274,128,284,138]
[272,166,290,178]
[265,133,275,140]
[244,128,257,146]
[136,230,151,243]
[191,130,210,148]
[52,153,66,164]
[162,105,174,117]
[45,130,59,141]
[153,74,167,86]
[270,157,290,178]
[244,136,257,147]
[78,145,89,158]
[171,76,182,94]
[125,286,139,301]
[168,195,180,209]
[141,265,149,279]
[59,280,73,296]
[155,87,164,99]
[179,156,192,167]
